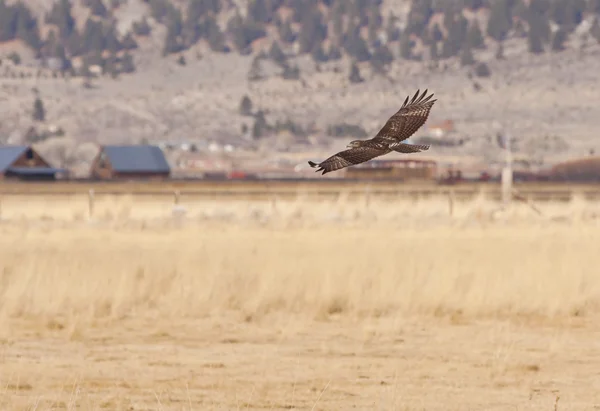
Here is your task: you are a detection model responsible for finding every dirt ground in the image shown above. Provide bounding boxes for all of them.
[3,314,600,410]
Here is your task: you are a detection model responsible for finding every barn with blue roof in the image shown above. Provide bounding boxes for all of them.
[0,145,67,181]
[90,144,171,180]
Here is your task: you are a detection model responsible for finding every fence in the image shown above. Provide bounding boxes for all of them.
[0,179,598,221]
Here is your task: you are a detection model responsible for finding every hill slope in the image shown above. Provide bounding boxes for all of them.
[1,0,599,172]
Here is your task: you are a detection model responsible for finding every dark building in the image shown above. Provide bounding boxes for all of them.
[0,145,66,181]
[343,158,438,181]
[90,145,171,180]
[550,157,600,182]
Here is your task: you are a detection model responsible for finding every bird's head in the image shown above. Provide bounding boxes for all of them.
[347,140,364,148]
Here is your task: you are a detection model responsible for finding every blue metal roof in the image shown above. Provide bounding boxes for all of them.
[0,146,28,172]
[102,145,170,173]
[6,167,67,176]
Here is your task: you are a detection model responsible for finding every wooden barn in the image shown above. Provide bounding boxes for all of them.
[0,145,67,181]
[549,157,600,182]
[90,145,171,180]
[343,158,438,181]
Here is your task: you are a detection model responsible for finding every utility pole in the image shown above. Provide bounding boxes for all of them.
[500,130,513,207]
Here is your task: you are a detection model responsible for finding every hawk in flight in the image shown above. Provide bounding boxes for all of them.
[308,89,437,175]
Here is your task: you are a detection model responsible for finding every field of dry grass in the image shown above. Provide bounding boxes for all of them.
[1,191,600,410]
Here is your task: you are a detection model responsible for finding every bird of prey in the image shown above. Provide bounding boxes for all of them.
[308,89,437,175]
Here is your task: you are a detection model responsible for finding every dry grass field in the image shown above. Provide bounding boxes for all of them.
[1,187,600,410]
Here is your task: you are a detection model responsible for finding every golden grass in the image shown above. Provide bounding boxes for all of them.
[1,194,599,410]
[1,217,599,324]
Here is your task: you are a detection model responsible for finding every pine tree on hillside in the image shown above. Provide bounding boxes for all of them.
[467,20,485,49]
[281,64,300,80]
[252,110,269,139]
[429,41,439,61]
[405,0,434,37]
[32,97,45,122]
[227,13,266,52]
[463,0,484,10]
[367,3,383,45]
[430,23,443,43]
[162,7,183,55]
[104,52,119,77]
[550,0,585,31]
[268,41,287,67]
[370,44,394,74]
[121,52,135,73]
[460,42,475,66]
[486,0,512,41]
[46,0,76,39]
[399,31,414,60]
[298,6,327,54]
[63,29,82,56]
[121,31,138,50]
[311,42,328,63]
[205,16,227,52]
[81,18,105,54]
[87,0,108,17]
[528,21,545,54]
[591,17,600,42]
[278,18,295,43]
[588,0,600,14]
[132,17,151,36]
[443,13,469,57]
[163,25,181,55]
[104,24,122,53]
[328,45,342,60]
[528,6,551,45]
[331,4,344,43]
[474,61,491,77]
[15,3,42,50]
[348,62,363,84]
[385,12,400,42]
[182,4,204,47]
[495,41,505,59]
[239,95,253,116]
[0,1,15,42]
[247,0,270,24]
[551,27,568,51]
[148,0,172,23]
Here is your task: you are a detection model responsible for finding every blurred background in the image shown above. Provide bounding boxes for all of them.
[1,1,600,410]
[0,0,598,181]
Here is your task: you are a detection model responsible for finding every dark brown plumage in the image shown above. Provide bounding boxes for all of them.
[308,89,437,175]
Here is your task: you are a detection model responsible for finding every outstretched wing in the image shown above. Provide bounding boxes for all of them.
[391,143,430,153]
[308,146,388,175]
[373,89,437,145]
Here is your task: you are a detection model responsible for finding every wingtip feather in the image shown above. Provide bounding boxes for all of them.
[410,89,420,104]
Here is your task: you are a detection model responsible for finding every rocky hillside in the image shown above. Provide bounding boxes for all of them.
[1,0,600,172]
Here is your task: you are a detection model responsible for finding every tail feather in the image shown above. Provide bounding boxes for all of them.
[308,160,327,174]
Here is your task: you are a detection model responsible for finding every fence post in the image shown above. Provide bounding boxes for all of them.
[174,190,181,205]
[448,189,455,217]
[270,195,277,213]
[501,166,513,207]
[88,189,95,219]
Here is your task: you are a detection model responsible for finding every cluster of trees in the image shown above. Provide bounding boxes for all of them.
[2,0,600,80]
[0,0,138,77]
[238,94,368,140]
[150,0,600,81]
[151,0,399,74]
[401,0,600,66]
